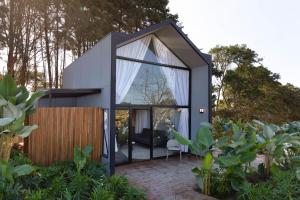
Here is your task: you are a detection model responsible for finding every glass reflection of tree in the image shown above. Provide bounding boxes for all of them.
[132,65,176,130]
[115,110,129,145]
[132,66,175,105]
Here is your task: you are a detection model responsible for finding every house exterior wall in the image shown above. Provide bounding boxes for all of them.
[62,34,112,109]
[191,64,210,140]
[62,33,112,168]
[38,98,77,107]
[59,24,211,174]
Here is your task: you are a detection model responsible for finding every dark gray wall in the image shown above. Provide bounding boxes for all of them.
[38,98,77,107]
[63,34,112,109]
[39,95,102,107]
[191,64,209,140]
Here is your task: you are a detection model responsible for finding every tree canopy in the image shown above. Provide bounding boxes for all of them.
[210,45,300,123]
[0,0,178,89]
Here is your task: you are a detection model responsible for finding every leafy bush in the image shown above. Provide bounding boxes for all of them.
[210,169,233,198]
[238,167,300,200]
[0,159,34,199]
[175,123,214,195]
[175,119,300,198]
[0,146,146,200]
[0,74,44,161]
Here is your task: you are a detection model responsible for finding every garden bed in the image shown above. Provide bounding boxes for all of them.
[175,119,300,200]
[0,148,146,200]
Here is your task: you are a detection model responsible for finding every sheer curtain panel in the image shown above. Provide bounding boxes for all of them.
[116,35,152,104]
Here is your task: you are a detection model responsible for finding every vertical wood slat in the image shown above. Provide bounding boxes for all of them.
[27,107,103,165]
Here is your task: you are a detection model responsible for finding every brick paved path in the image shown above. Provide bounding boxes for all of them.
[116,155,217,200]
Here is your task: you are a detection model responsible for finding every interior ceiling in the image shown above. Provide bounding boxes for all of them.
[154,25,207,68]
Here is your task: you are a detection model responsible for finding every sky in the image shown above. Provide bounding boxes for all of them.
[168,0,300,87]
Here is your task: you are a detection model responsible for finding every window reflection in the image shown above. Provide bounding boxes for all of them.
[120,62,189,105]
[153,108,181,158]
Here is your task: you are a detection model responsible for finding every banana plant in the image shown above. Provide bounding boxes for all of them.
[175,123,214,195]
[253,120,300,177]
[0,75,44,161]
[214,122,259,191]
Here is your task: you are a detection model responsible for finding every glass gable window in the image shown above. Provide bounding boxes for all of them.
[116,59,189,106]
[115,34,191,157]
[117,34,187,68]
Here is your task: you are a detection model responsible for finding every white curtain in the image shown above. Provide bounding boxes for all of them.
[152,36,187,68]
[116,35,152,104]
[135,110,150,134]
[153,36,189,152]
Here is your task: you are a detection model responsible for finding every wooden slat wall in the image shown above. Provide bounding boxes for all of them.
[27,107,103,165]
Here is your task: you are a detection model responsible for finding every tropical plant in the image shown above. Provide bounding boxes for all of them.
[175,123,214,195]
[0,159,35,199]
[74,144,93,174]
[253,120,300,177]
[1,146,146,200]
[0,74,44,161]
[238,167,300,200]
[215,122,259,191]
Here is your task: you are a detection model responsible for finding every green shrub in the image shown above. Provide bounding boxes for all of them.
[124,186,147,200]
[82,160,106,180]
[238,167,300,200]
[68,174,93,200]
[105,175,129,198]
[176,119,300,198]
[210,169,233,198]
[90,183,114,200]
[1,147,146,200]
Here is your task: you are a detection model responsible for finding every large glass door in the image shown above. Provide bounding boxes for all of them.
[131,109,151,161]
[152,108,181,158]
[115,108,152,165]
[115,110,130,165]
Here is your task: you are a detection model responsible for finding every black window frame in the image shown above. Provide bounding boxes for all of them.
[110,32,194,174]
[115,56,191,108]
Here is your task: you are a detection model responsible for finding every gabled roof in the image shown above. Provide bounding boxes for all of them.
[116,19,211,68]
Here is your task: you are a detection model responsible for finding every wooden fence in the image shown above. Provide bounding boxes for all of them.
[25,107,103,165]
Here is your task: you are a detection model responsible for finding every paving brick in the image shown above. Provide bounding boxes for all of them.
[116,155,217,200]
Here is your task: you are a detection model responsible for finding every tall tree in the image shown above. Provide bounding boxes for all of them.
[209,44,262,111]
[0,0,179,89]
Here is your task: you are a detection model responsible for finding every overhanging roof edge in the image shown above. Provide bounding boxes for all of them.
[116,19,211,66]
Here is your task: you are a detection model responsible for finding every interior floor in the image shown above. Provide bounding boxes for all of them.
[115,144,177,165]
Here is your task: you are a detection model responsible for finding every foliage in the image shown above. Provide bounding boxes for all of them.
[210,45,300,123]
[238,167,300,200]
[212,117,232,139]
[253,120,300,177]
[176,119,300,198]
[74,144,93,174]
[215,122,259,191]
[210,169,233,198]
[0,0,178,88]
[209,44,263,111]
[175,123,214,195]
[0,74,44,161]
[0,160,35,199]
[0,146,146,200]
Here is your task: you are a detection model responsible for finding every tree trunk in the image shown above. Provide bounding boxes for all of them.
[33,33,38,91]
[0,135,14,161]
[44,13,52,88]
[7,0,16,77]
[19,13,30,86]
[54,4,59,88]
[265,154,271,177]
[40,36,47,88]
